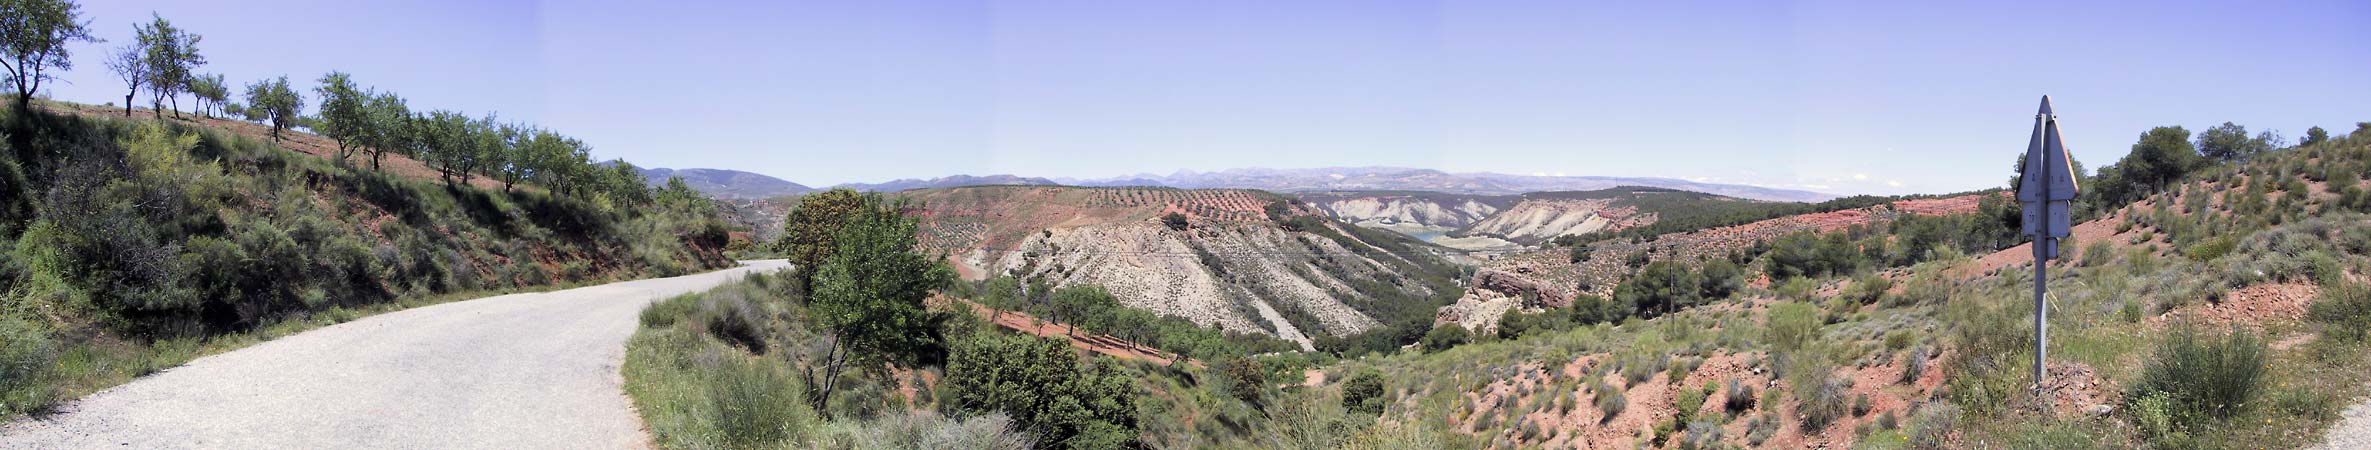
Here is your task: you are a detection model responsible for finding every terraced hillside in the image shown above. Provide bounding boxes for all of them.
[1454,188,1781,246]
[1297,191,1517,236]
[903,186,1466,349]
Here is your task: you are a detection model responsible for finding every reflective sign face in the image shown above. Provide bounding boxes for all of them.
[2019,96,2078,240]
[2021,200,2072,238]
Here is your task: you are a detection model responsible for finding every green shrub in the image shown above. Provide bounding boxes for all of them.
[1341,368,1387,415]
[1674,382,1709,424]
[942,333,1138,449]
[708,357,816,448]
[1906,404,1959,450]
[2311,281,2371,342]
[1420,324,1471,352]
[1765,302,1820,355]
[0,317,57,416]
[1884,331,1915,351]
[700,293,769,354]
[1791,360,1847,432]
[812,412,1033,450]
[2132,326,2268,426]
[2185,235,2237,262]
[1593,381,1626,423]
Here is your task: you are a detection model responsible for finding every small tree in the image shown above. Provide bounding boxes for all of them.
[1160,212,1189,231]
[489,122,532,192]
[136,13,201,119]
[359,91,410,171]
[413,109,477,185]
[2303,126,2329,147]
[103,40,144,116]
[185,72,224,118]
[313,71,367,162]
[2196,122,2252,162]
[805,194,951,417]
[1615,260,1701,318]
[241,75,301,141]
[0,0,95,110]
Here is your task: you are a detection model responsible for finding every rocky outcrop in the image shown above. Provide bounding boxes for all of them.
[1472,267,1574,308]
[1435,291,1521,336]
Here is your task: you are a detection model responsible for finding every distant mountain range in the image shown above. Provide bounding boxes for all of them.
[638,166,1836,203]
[831,174,1061,193]
[635,168,813,199]
[1060,167,1837,202]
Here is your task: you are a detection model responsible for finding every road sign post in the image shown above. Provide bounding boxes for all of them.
[2017,96,2079,391]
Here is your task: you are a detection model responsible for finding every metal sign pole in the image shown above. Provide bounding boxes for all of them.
[2017,95,2078,393]
[2033,211,2048,386]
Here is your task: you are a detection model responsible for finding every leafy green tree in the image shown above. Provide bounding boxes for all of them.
[2123,126,2205,197]
[185,72,224,118]
[516,128,583,193]
[806,194,951,417]
[241,75,301,141]
[136,13,202,119]
[1615,260,1700,318]
[359,91,410,171]
[2303,126,2328,147]
[1050,284,1119,336]
[0,0,93,110]
[1698,258,1744,300]
[2196,122,2254,162]
[414,109,477,184]
[313,71,368,162]
[778,188,866,293]
[943,333,1138,450]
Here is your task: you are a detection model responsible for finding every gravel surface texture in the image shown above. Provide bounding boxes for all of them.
[0,260,788,449]
[2316,386,2371,450]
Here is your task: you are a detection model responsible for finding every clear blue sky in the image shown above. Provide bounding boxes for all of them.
[45,0,2371,195]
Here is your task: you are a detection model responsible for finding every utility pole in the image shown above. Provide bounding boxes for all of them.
[2017,96,2079,389]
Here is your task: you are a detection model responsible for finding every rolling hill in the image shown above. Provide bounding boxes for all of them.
[899,185,1466,349]
[635,167,811,199]
[1068,166,1838,202]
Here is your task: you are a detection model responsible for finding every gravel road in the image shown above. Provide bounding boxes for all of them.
[0,260,789,449]
[2315,383,2371,450]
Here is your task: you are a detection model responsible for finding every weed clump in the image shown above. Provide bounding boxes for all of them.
[2311,281,2371,342]
[2130,326,2268,429]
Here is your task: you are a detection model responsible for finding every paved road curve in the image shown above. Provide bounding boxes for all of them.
[0,260,790,449]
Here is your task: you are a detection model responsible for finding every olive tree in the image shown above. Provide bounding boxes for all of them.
[0,0,95,110]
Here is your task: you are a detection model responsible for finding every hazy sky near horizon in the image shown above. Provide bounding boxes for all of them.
[45,0,2371,195]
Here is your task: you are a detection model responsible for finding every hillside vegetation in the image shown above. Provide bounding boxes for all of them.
[1362,122,2371,449]
[624,122,2371,450]
[896,185,1466,350]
